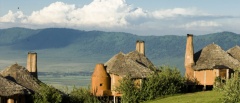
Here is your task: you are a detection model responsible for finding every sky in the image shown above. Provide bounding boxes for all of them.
[0,0,240,36]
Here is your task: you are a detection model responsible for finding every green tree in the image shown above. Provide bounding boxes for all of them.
[140,66,186,100]
[117,66,186,102]
[33,84,62,103]
[117,75,140,103]
[221,71,240,103]
[69,86,100,103]
[213,76,225,91]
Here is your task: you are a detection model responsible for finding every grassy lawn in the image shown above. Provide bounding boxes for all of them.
[144,91,223,103]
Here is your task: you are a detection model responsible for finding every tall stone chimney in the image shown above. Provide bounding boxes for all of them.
[27,52,37,79]
[185,34,194,79]
[136,40,145,55]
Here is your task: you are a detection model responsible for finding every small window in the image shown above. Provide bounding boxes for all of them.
[220,69,226,79]
[100,83,103,86]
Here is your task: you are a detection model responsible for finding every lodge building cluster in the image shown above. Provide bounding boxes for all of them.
[1,34,240,103]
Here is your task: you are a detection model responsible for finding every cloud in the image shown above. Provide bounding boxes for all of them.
[23,2,75,24]
[0,10,26,22]
[151,8,206,19]
[68,0,129,27]
[2,0,202,27]
[20,0,135,28]
[0,0,239,35]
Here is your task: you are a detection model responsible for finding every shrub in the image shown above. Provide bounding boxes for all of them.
[117,75,140,103]
[213,76,225,91]
[33,84,62,103]
[69,86,100,103]
[141,66,186,100]
[221,71,240,103]
[117,66,186,102]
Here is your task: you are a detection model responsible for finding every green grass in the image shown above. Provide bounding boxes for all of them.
[144,91,223,103]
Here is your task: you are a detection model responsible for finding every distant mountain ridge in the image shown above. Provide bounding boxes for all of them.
[0,27,240,73]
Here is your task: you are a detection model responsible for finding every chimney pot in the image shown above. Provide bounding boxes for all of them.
[27,52,38,79]
[136,40,145,55]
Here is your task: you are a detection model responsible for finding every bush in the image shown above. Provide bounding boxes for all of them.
[141,66,186,100]
[117,75,140,103]
[213,76,225,91]
[69,86,100,103]
[117,66,186,102]
[221,71,240,103]
[33,84,62,103]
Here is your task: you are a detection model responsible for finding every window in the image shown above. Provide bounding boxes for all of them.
[219,69,226,79]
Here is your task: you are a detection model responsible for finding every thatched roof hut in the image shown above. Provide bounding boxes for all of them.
[105,51,154,78]
[227,45,240,61]
[0,75,31,97]
[193,44,240,70]
[0,64,42,93]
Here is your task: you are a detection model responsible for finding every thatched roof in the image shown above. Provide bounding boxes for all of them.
[104,51,154,78]
[0,64,42,93]
[227,45,240,61]
[0,75,31,96]
[193,44,240,70]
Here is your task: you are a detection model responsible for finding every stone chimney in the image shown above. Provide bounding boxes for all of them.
[185,34,194,78]
[136,40,145,55]
[27,52,37,79]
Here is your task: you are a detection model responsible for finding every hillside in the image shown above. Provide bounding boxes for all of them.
[0,27,240,74]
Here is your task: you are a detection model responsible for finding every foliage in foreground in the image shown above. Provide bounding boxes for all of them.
[69,87,100,103]
[118,66,186,103]
[221,71,240,103]
[117,75,139,103]
[33,84,62,103]
[213,76,225,91]
[33,84,101,103]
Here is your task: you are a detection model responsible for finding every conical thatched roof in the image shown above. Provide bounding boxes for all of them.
[227,45,240,61]
[105,51,154,78]
[193,44,240,70]
[0,64,42,93]
[0,75,31,96]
